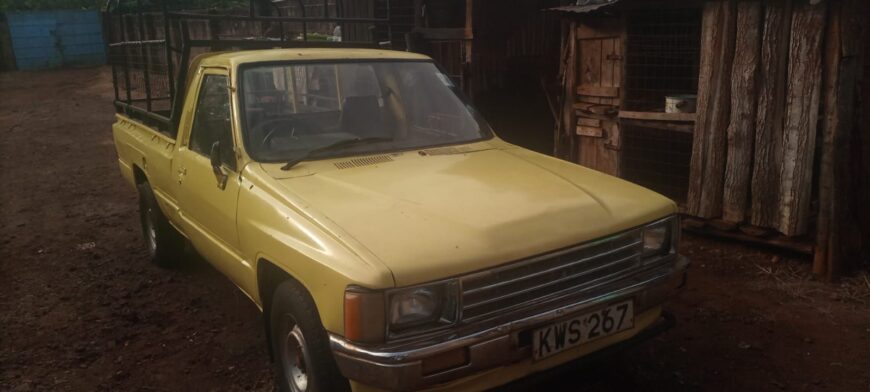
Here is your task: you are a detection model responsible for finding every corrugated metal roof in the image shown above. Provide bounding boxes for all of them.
[549,0,621,13]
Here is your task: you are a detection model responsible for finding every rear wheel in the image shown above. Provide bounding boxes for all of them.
[270,280,349,392]
[137,182,184,267]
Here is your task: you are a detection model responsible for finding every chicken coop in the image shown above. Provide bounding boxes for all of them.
[550,0,870,278]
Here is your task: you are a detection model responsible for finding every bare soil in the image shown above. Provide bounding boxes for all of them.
[1,67,869,392]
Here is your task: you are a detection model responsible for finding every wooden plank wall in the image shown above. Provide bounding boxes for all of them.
[688,0,826,237]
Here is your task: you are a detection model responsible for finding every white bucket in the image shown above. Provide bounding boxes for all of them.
[665,94,697,113]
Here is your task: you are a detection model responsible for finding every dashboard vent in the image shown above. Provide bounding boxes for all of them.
[334,155,393,169]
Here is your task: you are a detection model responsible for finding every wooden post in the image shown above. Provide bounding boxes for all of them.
[722,1,762,223]
[687,0,737,218]
[750,0,792,229]
[555,20,578,162]
[464,0,473,97]
[814,0,867,279]
[778,1,826,236]
[414,0,424,29]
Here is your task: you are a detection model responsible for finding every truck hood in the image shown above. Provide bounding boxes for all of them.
[265,143,675,287]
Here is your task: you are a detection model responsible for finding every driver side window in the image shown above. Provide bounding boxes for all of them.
[189,74,236,170]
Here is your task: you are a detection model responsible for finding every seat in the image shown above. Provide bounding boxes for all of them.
[339,96,385,138]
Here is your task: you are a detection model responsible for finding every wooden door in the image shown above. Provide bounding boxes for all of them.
[575,18,624,176]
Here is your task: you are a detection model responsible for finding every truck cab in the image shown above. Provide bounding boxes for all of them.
[107,3,687,391]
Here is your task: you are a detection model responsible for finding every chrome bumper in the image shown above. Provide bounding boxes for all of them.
[330,255,689,391]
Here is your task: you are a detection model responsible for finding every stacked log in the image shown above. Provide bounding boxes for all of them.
[722,2,763,223]
[686,0,737,219]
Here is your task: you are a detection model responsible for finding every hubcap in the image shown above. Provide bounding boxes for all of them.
[281,318,310,392]
[143,204,157,255]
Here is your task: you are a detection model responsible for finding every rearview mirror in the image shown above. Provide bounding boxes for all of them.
[210,141,228,190]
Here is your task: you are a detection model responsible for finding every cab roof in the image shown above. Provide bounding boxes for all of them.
[197,48,432,68]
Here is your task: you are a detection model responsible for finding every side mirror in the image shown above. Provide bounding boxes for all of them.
[210,141,228,190]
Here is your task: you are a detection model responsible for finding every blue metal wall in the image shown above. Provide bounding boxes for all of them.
[5,10,105,70]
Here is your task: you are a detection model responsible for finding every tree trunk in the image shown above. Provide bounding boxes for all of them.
[750,0,792,229]
[687,0,737,218]
[778,1,826,236]
[722,1,762,223]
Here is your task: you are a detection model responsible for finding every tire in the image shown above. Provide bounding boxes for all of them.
[137,182,184,267]
[270,280,350,392]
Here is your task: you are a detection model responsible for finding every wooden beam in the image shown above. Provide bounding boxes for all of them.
[618,110,696,122]
[687,0,738,218]
[620,118,694,133]
[555,21,578,161]
[413,0,423,29]
[577,85,620,98]
[465,0,473,62]
[683,222,815,255]
[574,101,618,116]
[750,0,792,229]
[778,1,826,236]
[722,1,762,223]
[577,125,604,137]
[814,0,867,280]
[578,118,602,127]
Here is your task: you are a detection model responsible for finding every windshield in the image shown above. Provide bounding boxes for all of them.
[239,61,492,163]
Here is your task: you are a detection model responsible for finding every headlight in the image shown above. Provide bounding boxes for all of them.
[344,281,459,343]
[388,281,459,334]
[641,217,677,258]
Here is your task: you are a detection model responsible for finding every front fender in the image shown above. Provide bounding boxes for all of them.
[237,165,395,334]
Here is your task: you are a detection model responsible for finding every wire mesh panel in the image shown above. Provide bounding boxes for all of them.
[622,8,701,112]
[106,10,174,133]
[621,124,692,203]
[616,7,702,203]
[105,0,391,136]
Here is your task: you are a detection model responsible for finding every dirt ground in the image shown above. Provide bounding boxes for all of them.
[1,67,870,392]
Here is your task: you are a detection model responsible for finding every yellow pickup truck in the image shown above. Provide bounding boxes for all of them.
[111,47,688,391]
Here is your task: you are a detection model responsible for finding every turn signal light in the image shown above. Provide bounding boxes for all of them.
[344,289,385,344]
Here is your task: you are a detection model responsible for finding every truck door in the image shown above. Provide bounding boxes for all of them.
[173,69,248,286]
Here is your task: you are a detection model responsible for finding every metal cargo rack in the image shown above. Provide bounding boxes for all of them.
[104,0,392,136]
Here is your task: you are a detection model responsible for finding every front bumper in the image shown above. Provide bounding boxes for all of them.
[330,255,689,391]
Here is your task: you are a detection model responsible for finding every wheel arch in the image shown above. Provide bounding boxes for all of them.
[132,164,148,185]
[257,258,321,361]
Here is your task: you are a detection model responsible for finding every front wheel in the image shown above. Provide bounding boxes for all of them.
[270,281,349,392]
[137,182,184,267]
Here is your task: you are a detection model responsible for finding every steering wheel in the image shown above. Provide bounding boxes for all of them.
[253,117,308,149]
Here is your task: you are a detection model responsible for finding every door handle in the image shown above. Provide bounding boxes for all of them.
[177,167,187,184]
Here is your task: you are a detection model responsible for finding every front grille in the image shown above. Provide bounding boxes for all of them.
[459,229,643,321]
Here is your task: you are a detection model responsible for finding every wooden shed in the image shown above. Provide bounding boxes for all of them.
[551,0,869,278]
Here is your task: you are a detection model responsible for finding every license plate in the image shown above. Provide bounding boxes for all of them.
[532,300,634,360]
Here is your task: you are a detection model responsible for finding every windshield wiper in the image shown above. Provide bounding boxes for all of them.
[280,136,393,171]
